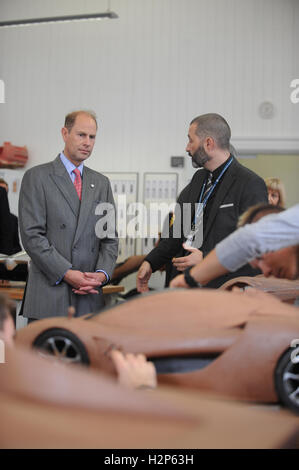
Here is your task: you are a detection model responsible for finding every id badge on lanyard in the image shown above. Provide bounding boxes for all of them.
[185,203,204,248]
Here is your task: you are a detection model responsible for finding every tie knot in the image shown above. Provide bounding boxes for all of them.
[73,168,81,177]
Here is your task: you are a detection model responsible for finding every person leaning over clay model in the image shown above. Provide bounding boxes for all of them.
[170,203,299,288]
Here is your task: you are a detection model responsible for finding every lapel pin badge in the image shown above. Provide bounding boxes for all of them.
[90,183,95,188]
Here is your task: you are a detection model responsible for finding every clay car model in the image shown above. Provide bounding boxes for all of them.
[15,289,299,414]
[220,275,299,304]
[2,345,299,449]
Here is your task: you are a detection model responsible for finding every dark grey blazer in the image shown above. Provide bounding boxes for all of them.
[146,156,268,287]
[19,156,118,319]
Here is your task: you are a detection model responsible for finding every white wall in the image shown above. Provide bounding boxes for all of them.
[0,0,298,195]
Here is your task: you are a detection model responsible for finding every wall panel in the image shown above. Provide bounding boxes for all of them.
[0,0,298,195]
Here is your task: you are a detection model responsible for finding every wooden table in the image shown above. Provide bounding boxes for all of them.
[0,252,30,265]
[0,284,124,301]
[0,255,125,298]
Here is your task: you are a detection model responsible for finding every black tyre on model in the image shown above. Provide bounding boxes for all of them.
[275,347,299,414]
[33,328,90,366]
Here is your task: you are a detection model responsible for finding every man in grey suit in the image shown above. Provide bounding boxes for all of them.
[19,110,118,320]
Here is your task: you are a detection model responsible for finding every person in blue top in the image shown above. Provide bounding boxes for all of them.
[170,203,299,288]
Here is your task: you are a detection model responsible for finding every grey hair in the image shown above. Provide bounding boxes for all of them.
[64,110,98,132]
[190,113,231,150]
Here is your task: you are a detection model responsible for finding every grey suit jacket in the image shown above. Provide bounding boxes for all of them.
[19,156,118,319]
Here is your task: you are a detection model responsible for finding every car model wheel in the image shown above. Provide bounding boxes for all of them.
[275,348,299,414]
[33,328,90,366]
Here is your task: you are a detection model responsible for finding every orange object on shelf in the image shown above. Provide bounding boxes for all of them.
[0,141,28,168]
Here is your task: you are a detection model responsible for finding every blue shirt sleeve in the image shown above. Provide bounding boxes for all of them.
[216,204,299,272]
[96,269,110,286]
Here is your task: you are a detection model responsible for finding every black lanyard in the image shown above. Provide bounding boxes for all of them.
[187,156,234,243]
[198,156,233,208]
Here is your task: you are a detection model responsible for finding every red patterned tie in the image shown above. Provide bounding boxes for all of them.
[73,168,82,201]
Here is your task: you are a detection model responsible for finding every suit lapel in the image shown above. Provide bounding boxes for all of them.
[73,167,97,245]
[203,159,238,238]
[50,156,80,217]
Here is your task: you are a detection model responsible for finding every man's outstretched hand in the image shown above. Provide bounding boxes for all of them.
[137,261,152,293]
[172,244,203,272]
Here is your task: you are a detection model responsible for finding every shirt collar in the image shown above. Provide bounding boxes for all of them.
[60,152,84,178]
[208,154,233,182]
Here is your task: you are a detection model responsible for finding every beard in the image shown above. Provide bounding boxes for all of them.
[189,144,212,168]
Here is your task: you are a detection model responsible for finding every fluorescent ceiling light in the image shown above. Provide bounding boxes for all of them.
[0,11,118,28]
